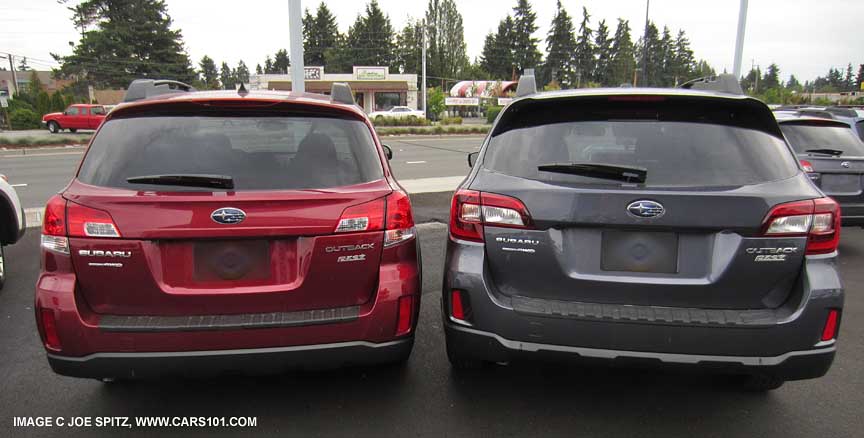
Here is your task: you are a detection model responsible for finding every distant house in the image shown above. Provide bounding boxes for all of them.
[0,70,72,96]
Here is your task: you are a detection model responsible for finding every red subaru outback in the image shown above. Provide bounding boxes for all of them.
[35,80,421,380]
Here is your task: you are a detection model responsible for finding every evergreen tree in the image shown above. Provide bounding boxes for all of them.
[264,56,275,74]
[511,0,542,75]
[27,70,44,98]
[17,57,30,71]
[256,64,263,75]
[324,34,354,73]
[844,63,854,91]
[50,91,67,112]
[54,0,195,87]
[692,59,715,77]
[657,26,674,86]
[303,2,340,67]
[425,0,468,81]
[636,22,661,86]
[609,19,636,86]
[786,74,802,91]
[572,7,594,87]
[198,56,220,89]
[395,20,423,74]
[345,1,396,69]
[545,1,577,87]
[857,64,864,91]
[762,63,781,90]
[671,30,695,83]
[481,16,516,80]
[273,49,290,73]
[220,61,235,90]
[235,60,250,84]
[593,19,613,85]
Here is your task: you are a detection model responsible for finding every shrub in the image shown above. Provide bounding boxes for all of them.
[486,106,503,124]
[440,116,462,125]
[9,108,41,130]
[372,115,431,127]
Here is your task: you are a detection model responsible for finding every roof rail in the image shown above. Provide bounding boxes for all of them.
[331,82,356,105]
[515,69,537,98]
[798,109,835,120]
[123,79,195,103]
[679,74,743,95]
[824,106,859,118]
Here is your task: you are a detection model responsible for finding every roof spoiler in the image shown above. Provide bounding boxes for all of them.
[331,82,356,105]
[515,69,537,98]
[123,79,195,103]
[679,74,743,95]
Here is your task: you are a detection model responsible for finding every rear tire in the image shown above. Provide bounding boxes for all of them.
[741,373,785,392]
[47,121,60,134]
[0,245,5,290]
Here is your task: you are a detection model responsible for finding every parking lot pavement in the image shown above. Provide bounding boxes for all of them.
[1,199,863,437]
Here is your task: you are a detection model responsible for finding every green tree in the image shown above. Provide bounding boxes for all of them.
[786,74,802,91]
[36,91,52,117]
[844,63,855,91]
[572,7,594,87]
[54,0,195,88]
[609,19,636,86]
[255,64,263,75]
[303,2,340,67]
[636,22,661,86]
[545,1,577,87]
[17,56,30,71]
[426,87,446,120]
[198,55,220,89]
[273,49,290,74]
[220,61,235,90]
[395,19,423,74]
[345,1,396,69]
[762,63,781,90]
[263,56,275,74]
[425,0,468,82]
[657,26,674,86]
[511,0,542,74]
[671,29,695,83]
[593,19,613,85]
[481,16,516,80]
[235,60,250,84]
[27,70,44,98]
[857,64,864,91]
[50,92,67,112]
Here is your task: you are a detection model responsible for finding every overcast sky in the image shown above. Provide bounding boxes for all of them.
[3,0,863,82]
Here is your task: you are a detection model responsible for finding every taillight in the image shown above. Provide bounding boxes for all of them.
[40,309,61,351]
[67,201,121,238]
[41,195,69,254]
[335,198,385,233]
[821,309,839,342]
[449,189,533,242]
[762,197,840,255]
[395,295,414,336]
[384,190,415,247]
[800,159,815,173]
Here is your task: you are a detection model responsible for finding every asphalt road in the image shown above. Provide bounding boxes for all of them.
[0,135,483,209]
[1,192,863,437]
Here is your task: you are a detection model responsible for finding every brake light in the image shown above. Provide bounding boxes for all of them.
[41,195,69,254]
[395,295,414,336]
[762,197,840,255]
[335,198,385,233]
[821,309,839,342]
[449,190,533,242]
[67,201,121,238]
[40,309,61,351]
[800,159,815,173]
[384,190,415,247]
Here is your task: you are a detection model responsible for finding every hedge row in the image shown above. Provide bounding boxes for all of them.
[371,115,432,126]
[376,125,489,136]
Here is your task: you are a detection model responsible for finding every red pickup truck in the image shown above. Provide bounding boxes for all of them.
[42,104,108,133]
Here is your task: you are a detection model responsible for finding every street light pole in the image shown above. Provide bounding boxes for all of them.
[288,0,305,93]
[732,0,749,79]
[641,0,650,86]
[422,22,427,115]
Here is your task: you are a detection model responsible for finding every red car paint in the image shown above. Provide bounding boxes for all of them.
[35,90,421,373]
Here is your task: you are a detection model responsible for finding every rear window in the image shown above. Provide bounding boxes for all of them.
[780,123,864,156]
[484,99,799,188]
[78,115,384,191]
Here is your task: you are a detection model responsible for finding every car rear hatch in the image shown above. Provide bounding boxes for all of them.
[65,101,392,316]
[780,119,864,207]
[466,94,826,310]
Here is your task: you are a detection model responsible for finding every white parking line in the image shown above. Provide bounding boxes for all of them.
[406,161,427,164]
[11,183,27,187]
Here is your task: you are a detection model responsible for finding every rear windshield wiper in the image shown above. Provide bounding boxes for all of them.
[804,148,844,156]
[126,174,235,189]
[538,162,647,183]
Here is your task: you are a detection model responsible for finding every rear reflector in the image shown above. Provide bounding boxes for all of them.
[449,190,533,242]
[396,295,414,336]
[762,197,841,255]
[451,289,467,321]
[67,201,121,238]
[40,309,61,351]
[821,309,839,341]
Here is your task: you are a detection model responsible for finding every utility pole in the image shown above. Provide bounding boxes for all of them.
[288,0,305,93]
[732,0,749,79]
[421,22,427,115]
[4,54,18,97]
[640,0,650,86]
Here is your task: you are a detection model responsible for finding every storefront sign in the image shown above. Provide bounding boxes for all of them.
[445,97,480,106]
[497,98,514,106]
[304,67,323,80]
[354,66,388,81]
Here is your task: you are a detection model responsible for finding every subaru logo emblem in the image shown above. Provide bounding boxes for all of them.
[211,207,246,224]
[627,200,665,219]
[841,161,851,168]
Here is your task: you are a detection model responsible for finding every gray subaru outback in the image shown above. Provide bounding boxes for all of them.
[443,77,843,391]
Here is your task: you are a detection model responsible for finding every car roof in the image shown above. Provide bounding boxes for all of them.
[514,87,758,103]
[774,114,851,127]
[112,89,366,118]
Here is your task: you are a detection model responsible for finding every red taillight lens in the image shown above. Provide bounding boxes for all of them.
[384,190,416,247]
[335,198,385,233]
[451,289,466,320]
[396,295,414,336]
[800,159,815,173]
[449,190,533,242]
[821,309,839,342]
[40,309,61,351]
[67,201,121,238]
[762,198,840,255]
[42,195,66,236]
